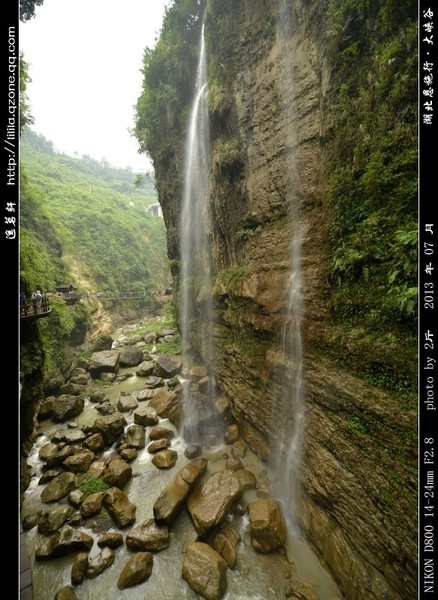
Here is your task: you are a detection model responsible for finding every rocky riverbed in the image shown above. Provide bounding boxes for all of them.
[21,319,342,600]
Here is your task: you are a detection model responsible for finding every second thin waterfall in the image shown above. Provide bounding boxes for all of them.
[179,19,217,444]
[273,0,305,536]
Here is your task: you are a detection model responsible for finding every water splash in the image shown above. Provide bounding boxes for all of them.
[179,19,217,444]
[272,0,305,536]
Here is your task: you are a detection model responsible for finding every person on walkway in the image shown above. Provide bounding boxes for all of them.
[20,292,26,315]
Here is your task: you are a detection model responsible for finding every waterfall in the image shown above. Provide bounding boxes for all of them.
[179,18,217,445]
[273,0,305,536]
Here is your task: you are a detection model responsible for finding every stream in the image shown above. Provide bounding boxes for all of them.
[21,327,342,600]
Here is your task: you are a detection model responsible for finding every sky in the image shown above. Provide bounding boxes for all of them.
[20,0,168,172]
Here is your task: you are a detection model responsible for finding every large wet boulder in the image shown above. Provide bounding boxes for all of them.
[187,470,243,537]
[210,524,241,569]
[136,360,155,376]
[247,499,286,553]
[52,395,85,422]
[117,393,139,413]
[55,586,78,600]
[134,406,158,426]
[97,532,124,549]
[40,472,77,503]
[152,449,178,469]
[153,354,182,378]
[153,458,208,524]
[101,458,132,489]
[102,487,136,528]
[35,526,93,559]
[63,450,95,473]
[117,551,153,589]
[90,412,127,446]
[85,546,115,579]
[80,491,105,517]
[38,504,74,536]
[149,389,179,418]
[126,518,169,552]
[125,424,146,449]
[119,346,144,367]
[71,551,88,585]
[182,541,227,600]
[88,350,120,379]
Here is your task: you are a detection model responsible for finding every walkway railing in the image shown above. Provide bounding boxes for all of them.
[20,296,51,319]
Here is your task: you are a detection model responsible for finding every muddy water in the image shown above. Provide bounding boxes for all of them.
[21,366,342,600]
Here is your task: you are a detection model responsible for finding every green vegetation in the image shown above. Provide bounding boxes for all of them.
[77,474,110,496]
[134,0,203,165]
[21,129,170,294]
[321,0,417,395]
[215,266,251,295]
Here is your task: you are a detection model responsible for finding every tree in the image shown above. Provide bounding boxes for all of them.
[20,0,45,22]
[20,53,34,132]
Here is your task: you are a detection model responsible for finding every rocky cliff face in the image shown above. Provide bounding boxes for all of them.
[140,1,417,598]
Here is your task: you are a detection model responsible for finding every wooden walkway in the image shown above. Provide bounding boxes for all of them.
[20,297,51,320]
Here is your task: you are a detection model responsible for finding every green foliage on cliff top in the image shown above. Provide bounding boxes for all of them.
[134,0,204,164]
[322,0,417,393]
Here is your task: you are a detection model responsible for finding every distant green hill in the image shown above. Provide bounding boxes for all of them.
[20,128,170,294]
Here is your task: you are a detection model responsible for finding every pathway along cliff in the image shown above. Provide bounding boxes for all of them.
[21,317,342,600]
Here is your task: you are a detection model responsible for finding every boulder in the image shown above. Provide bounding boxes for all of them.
[59,382,85,396]
[224,424,239,445]
[153,355,182,378]
[134,406,158,426]
[153,458,208,524]
[88,350,120,379]
[55,586,78,600]
[80,492,105,517]
[125,424,146,449]
[97,532,124,548]
[58,429,87,445]
[247,499,286,553]
[39,442,58,462]
[117,551,153,589]
[52,395,85,422]
[90,412,127,446]
[83,433,105,452]
[63,450,95,473]
[149,389,179,418]
[71,551,88,585]
[38,504,74,536]
[211,524,241,569]
[35,526,93,559]
[45,445,75,467]
[119,346,144,367]
[147,438,171,453]
[149,426,175,441]
[126,518,169,552]
[184,444,202,459]
[143,376,164,389]
[136,361,155,377]
[189,365,208,381]
[40,472,77,503]
[102,458,132,489]
[119,447,138,462]
[187,470,243,536]
[117,393,138,413]
[39,397,54,418]
[39,469,62,484]
[85,546,115,579]
[89,391,106,403]
[136,389,156,402]
[152,449,178,469]
[182,541,227,600]
[103,487,136,528]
